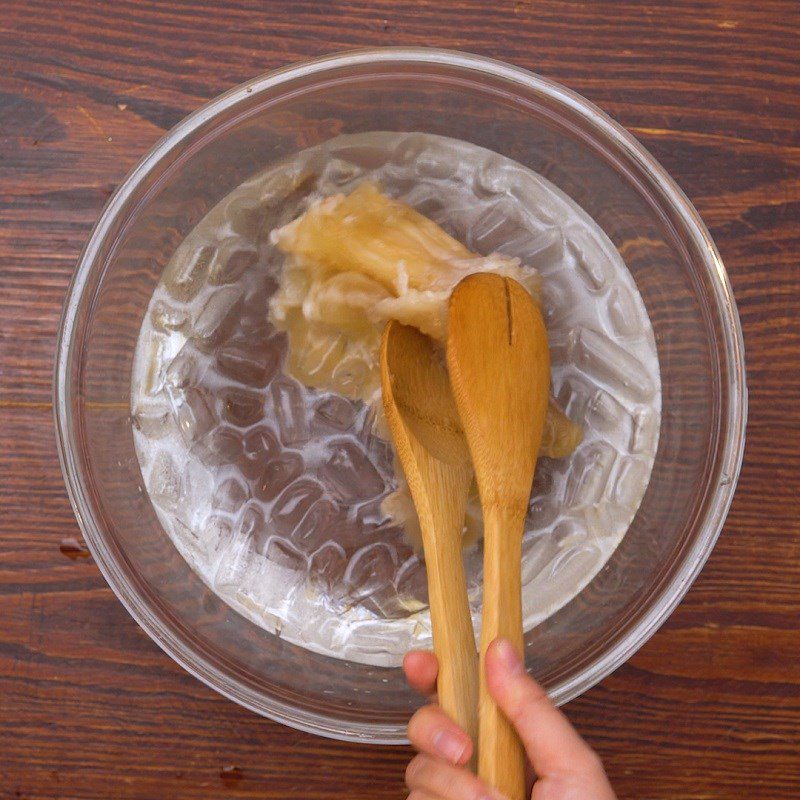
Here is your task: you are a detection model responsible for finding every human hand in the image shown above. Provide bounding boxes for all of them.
[403,638,617,800]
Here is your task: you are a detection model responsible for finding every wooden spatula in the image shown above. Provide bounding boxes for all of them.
[380,320,479,750]
[446,273,550,800]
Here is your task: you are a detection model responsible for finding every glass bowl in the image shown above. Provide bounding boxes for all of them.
[54,49,746,743]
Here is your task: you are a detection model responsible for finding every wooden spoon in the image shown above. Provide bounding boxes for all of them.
[446,273,550,800]
[380,320,479,752]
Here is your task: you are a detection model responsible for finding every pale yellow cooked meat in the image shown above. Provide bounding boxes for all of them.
[268,182,583,549]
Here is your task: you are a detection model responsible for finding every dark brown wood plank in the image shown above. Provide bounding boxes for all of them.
[1,1,798,798]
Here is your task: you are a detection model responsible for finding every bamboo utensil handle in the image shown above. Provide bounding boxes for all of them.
[479,504,527,798]
[416,463,478,747]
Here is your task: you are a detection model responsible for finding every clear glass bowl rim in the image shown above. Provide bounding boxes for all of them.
[54,47,747,743]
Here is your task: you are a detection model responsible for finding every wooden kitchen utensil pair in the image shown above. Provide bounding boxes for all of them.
[381,273,550,800]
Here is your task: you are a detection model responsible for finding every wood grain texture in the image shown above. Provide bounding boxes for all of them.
[381,321,479,754]
[0,1,798,798]
[447,275,550,800]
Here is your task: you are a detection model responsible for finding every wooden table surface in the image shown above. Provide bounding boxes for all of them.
[1,1,798,798]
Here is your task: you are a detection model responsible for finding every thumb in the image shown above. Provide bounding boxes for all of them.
[485,639,609,783]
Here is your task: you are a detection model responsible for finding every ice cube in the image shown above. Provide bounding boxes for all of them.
[270,478,325,536]
[221,388,265,428]
[209,247,258,286]
[217,336,281,387]
[422,194,475,240]
[168,387,217,443]
[270,377,310,446]
[263,537,308,572]
[544,537,600,584]
[163,244,215,302]
[343,542,398,602]
[191,286,244,351]
[547,330,575,366]
[150,298,189,333]
[290,498,341,553]
[327,504,375,550]
[170,518,198,550]
[239,276,279,337]
[200,514,233,557]
[309,541,348,592]
[613,456,649,508]
[255,169,295,206]
[211,476,250,515]
[573,328,655,401]
[520,532,557,587]
[366,436,395,479]
[355,407,395,472]
[515,227,564,273]
[225,196,269,241]
[415,143,459,181]
[393,136,457,180]
[191,425,242,467]
[149,451,184,513]
[569,241,608,292]
[361,584,408,620]
[343,620,413,662]
[585,388,634,446]
[330,140,389,171]
[186,460,214,515]
[320,437,386,503]
[531,460,555,501]
[320,157,364,189]
[582,504,616,541]
[164,344,205,390]
[527,478,560,530]
[475,153,513,195]
[541,273,576,328]
[312,394,357,434]
[141,333,167,396]
[212,547,250,598]
[607,285,639,337]
[252,451,304,502]
[236,502,268,549]
[552,518,589,550]
[556,374,594,421]
[565,441,618,507]
[468,198,526,254]
[240,424,281,479]
[392,133,430,168]
[395,555,429,607]
[132,400,172,438]
[330,356,371,399]
[355,495,394,532]
[511,181,558,227]
[632,408,659,455]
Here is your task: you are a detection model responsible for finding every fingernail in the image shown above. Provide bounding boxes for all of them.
[494,638,524,675]
[432,730,468,764]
